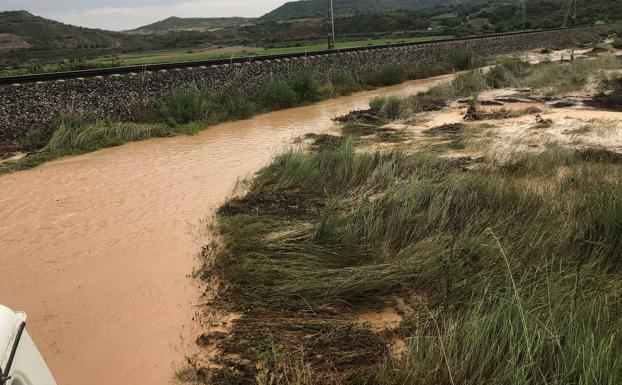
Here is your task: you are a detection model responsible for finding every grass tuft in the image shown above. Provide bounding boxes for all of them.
[201,138,622,384]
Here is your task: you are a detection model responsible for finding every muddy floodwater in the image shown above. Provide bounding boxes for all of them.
[0,75,451,385]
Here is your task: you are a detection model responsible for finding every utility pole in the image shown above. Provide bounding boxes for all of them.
[521,0,526,25]
[327,0,336,49]
[516,0,526,25]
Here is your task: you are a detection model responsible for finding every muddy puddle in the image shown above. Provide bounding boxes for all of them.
[0,74,452,385]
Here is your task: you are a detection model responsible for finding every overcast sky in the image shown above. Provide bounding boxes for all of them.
[0,0,287,31]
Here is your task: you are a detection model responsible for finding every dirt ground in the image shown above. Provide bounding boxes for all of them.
[323,44,622,161]
[368,89,622,160]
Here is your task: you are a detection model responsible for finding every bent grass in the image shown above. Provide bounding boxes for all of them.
[197,136,622,384]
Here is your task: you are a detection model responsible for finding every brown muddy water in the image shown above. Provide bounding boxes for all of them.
[0,74,451,385]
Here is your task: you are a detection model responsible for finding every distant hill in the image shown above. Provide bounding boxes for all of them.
[2,0,620,70]
[260,0,481,21]
[129,16,255,33]
[0,11,144,51]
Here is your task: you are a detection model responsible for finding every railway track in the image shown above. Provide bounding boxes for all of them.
[0,25,607,86]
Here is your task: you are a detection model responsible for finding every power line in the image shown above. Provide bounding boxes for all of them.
[563,0,577,27]
[522,0,526,23]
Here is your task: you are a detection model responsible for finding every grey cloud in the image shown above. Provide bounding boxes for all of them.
[1,0,188,12]
[11,0,285,30]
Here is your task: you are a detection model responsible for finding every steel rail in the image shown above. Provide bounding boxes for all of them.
[0,25,606,86]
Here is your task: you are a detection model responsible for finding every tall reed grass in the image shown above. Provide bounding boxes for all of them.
[208,140,622,384]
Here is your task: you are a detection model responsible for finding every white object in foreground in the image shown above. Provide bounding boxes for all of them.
[0,305,56,385]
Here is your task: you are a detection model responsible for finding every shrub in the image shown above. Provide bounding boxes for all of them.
[44,114,89,152]
[222,92,256,119]
[19,126,54,151]
[369,70,488,119]
[592,42,613,52]
[369,96,408,120]
[369,96,387,113]
[447,70,488,97]
[379,96,407,120]
[257,79,298,110]
[486,57,531,88]
[45,116,171,152]
[447,50,474,71]
[152,88,213,126]
[366,64,405,86]
[406,61,452,80]
[330,70,359,95]
[287,71,320,103]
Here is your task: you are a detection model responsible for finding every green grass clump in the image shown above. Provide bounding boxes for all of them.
[329,70,360,95]
[148,88,256,124]
[148,88,217,126]
[445,69,488,97]
[487,56,622,95]
[287,71,321,103]
[221,92,257,119]
[257,79,299,110]
[379,280,622,385]
[366,64,406,86]
[0,114,194,175]
[18,126,54,152]
[369,70,488,120]
[365,55,622,125]
[447,50,475,71]
[369,96,408,120]
[203,139,622,384]
[256,71,321,110]
[45,116,175,152]
[486,57,531,88]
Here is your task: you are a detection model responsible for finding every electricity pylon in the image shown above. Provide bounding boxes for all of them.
[563,0,578,27]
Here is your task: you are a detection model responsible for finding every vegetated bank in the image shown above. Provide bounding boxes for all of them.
[188,48,622,384]
[2,26,617,175]
[4,25,609,144]
[0,47,481,175]
[3,0,621,76]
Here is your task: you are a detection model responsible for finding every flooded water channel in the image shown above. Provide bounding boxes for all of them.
[0,74,451,385]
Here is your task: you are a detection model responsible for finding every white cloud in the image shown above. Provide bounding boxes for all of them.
[34,0,286,31]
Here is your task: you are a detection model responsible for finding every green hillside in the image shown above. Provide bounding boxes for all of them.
[1,0,620,74]
[260,0,482,21]
[261,0,621,33]
[129,16,255,33]
[0,11,144,51]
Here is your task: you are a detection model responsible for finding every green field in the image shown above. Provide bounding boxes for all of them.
[87,35,453,67]
[0,35,453,77]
